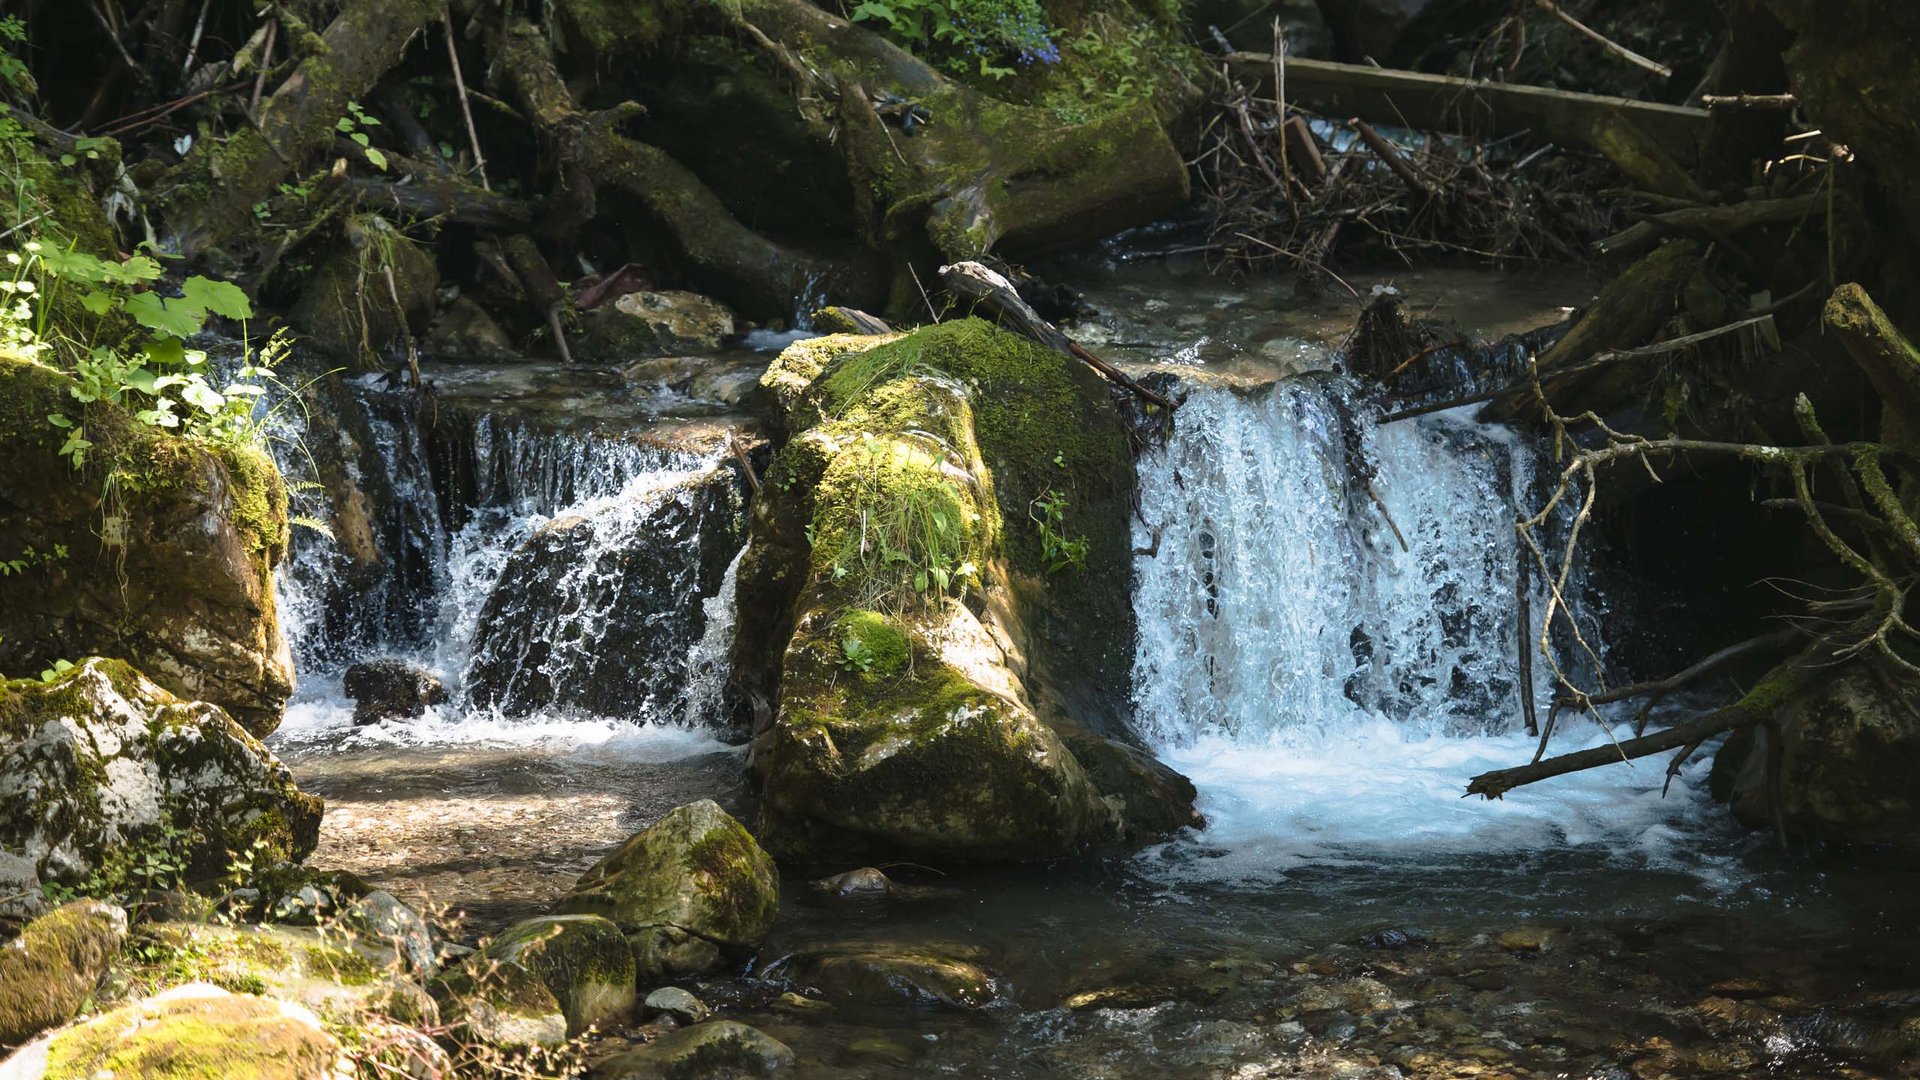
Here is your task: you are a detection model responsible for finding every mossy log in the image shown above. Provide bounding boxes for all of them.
[161,0,446,260]
[1824,283,1920,452]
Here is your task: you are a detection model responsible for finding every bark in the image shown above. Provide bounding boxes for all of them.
[161,0,446,259]
[1825,283,1920,450]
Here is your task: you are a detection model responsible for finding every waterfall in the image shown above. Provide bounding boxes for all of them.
[268,373,749,746]
[1130,375,1732,881]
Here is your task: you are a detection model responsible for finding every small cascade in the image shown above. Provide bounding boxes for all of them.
[1133,375,1537,745]
[268,370,751,743]
[1130,374,1723,877]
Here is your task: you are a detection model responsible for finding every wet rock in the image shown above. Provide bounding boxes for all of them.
[643,986,710,1025]
[1296,977,1398,1015]
[810,867,894,898]
[0,357,292,734]
[0,659,322,903]
[483,914,636,1035]
[772,991,828,1013]
[845,1036,919,1066]
[463,467,744,718]
[344,890,437,978]
[577,290,736,360]
[554,800,779,980]
[590,1020,794,1079]
[0,983,345,1079]
[1363,927,1428,950]
[782,944,997,1008]
[288,220,436,363]
[429,956,568,1049]
[0,900,127,1046]
[1496,926,1558,953]
[343,659,448,726]
[424,295,522,362]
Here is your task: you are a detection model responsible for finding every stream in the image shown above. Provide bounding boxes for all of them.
[265,259,1920,1078]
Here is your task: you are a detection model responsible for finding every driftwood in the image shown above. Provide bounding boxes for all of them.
[1595,193,1824,258]
[940,262,1174,411]
[1222,54,1709,161]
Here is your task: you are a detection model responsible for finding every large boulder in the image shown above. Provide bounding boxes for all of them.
[343,659,447,726]
[0,658,322,911]
[0,900,128,1046]
[1714,661,1920,849]
[731,320,1197,864]
[0,983,344,1079]
[428,956,569,1050]
[0,355,292,734]
[553,800,778,980]
[463,467,744,718]
[481,915,636,1035]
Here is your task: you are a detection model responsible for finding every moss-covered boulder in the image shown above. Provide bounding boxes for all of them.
[481,915,636,1035]
[428,956,569,1050]
[0,900,127,1047]
[589,1020,795,1080]
[0,659,322,907]
[0,983,345,1079]
[553,800,778,981]
[112,921,435,1028]
[1714,660,1920,849]
[731,320,1196,864]
[287,218,437,367]
[0,356,292,734]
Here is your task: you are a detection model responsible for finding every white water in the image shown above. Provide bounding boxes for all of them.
[1131,377,1737,884]
[269,385,749,752]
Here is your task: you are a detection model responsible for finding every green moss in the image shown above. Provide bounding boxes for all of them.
[684,817,783,940]
[41,990,340,1080]
[834,610,911,680]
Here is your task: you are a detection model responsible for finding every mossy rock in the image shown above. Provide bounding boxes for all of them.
[1720,660,1920,849]
[780,943,996,1009]
[573,290,736,361]
[589,1020,795,1080]
[286,219,436,367]
[482,914,636,1035]
[553,800,778,981]
[0,356,292,733]
[4,983,345,1079]
[428,956,568,1049]
[761,332,903,429]
[735,319,1195,864]
[0,900,127,1046]
[0,659,322,901]
[111,922,434,1028]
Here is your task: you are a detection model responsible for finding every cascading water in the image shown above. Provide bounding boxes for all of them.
[267,373,749,750]
[1130,375,1736,882]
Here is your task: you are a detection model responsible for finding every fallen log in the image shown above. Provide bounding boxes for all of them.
[1467,706,1749,799]
[1222,54,1710,160]
[1594,193,1824,258]
[346,176,530,230]
[941,261,1174,411]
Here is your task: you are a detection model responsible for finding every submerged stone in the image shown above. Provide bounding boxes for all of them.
[780,944,997,1009]
[0,900,127,1047]
[482,914,636,1035]
[554,800,779,981]
[589,1020,794,1079]
[0,659,322,904]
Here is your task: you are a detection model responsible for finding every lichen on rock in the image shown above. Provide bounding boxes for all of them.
[481,914,636,1035]
[0,900,128,1047]
[0,658,322,905]
[2,983,346,1080]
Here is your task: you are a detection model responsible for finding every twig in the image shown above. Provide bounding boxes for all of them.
[1531,0,1671,78]
[730,435,762,494]
[1701,93,1797,110]
[444,14,490,191]
[1350,117,1429,199]
[250,21,278,117]
[383,263,423,388]
[182,0,213,74]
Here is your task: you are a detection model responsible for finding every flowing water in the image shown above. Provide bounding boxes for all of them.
[265,266,1920,1078]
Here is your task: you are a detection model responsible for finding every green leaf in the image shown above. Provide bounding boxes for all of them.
[181,381,224,414]
[350,131,370,148]
[143,335,187,368]
[180,275,252,320]
[363,147,388,172]
[336,116,355,132]
[45,412,71,428]
[120,367,158,394]
[124,292,204,338]
[79,290,113,316]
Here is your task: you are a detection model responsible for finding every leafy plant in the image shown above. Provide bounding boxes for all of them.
[816,433,980,610]
[1030,488,1088,573]
[850,0,1060,78]
[0,542,64,576]
[37,657,73,682]
[336,100,388,172]
[839,635,876,674]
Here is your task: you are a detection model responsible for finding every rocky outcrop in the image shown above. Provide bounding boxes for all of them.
[480,914,636,1035]
[0,659,322,912]
[0,356,293,735]
[463,467,744,718]
[553,800,778,980]
[343,659,448,726]
[1714,660,1920,849]
[0,983,345,1079]
[732,320,1198,864]
[575,290,737,360]
[0,901,127,1047]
